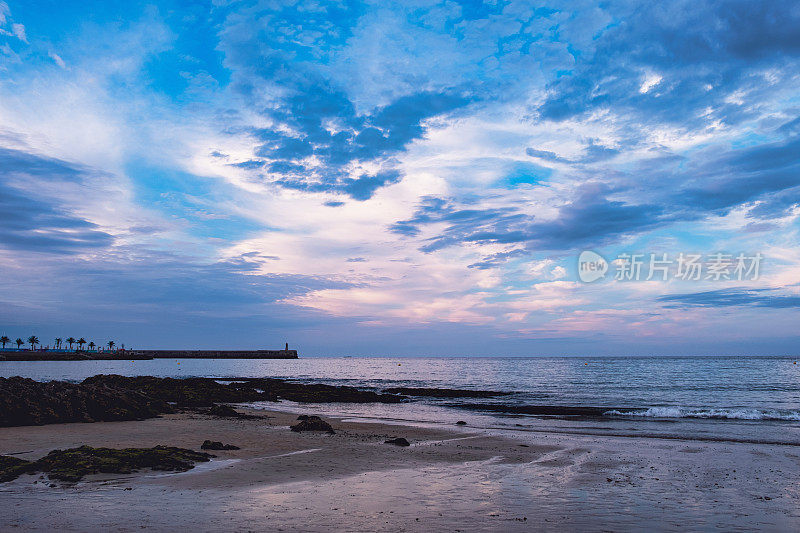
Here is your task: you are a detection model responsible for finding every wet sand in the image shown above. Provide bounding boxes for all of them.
[1,408,799,531]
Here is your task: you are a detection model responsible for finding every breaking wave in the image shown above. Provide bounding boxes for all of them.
[603,407,800,421]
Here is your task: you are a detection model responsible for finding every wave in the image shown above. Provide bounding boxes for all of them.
[603,407,800,421]
[451,402,800,421]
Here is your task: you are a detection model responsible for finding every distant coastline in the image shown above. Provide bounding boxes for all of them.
[0,348,298,361]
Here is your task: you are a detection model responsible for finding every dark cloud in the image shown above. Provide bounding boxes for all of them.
[658,288,800,309]
[241,89,469,200]
[0,146,84,182]
[526,139,619,165]
[391,184,667,256]
[673,137,800,217]
[0,148,114,253]
[537,2,800,126]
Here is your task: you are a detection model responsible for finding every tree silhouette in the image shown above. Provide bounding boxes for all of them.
[107,340,115,351]
[55,338,62,350]
[66,337,76,350]
[15,338,23,349]
[88,341,95,350]
[77,338,86,351]
[27,336,39,350]
[0,336,9,349]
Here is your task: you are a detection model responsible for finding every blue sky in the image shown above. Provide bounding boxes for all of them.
[1,1,799,355]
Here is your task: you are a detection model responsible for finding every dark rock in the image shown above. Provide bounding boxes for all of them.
[384,438,410,446]
[0,455,34,482]
[82,375,271,407]
[84,375,406,405]
[206,404,241,417]
[383,387,512,398]
[0,376,171,427]
[240,378,406,403]
[290,417,335,434]
[455,421,467,425]
[0,445,214,483]
[296,414,326,421]
[201,440,240,450]
[0,375,407,429]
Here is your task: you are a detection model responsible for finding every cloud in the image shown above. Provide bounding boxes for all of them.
[10,22,24,42]
[0,147,113,253]
[658,288,800,309]
[673,136,800,217]
[234,89,470,200]
[392,183,667,258]
[48,51,66,69]
[537,2,800,127]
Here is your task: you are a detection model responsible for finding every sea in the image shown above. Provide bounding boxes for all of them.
[2,355,799,446]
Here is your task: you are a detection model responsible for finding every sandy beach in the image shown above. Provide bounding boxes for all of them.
[1,406,798,531]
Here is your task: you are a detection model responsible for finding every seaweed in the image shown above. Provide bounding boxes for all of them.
[0,445,214,483]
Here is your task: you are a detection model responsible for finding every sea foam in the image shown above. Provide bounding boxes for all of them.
[603,407,800,421]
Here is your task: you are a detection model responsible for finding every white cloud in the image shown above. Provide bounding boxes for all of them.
[11,22,24,42]
[48,51,66,69]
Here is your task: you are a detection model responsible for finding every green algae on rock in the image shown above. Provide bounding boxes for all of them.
[0,455,34,482]
[0,445,214,483]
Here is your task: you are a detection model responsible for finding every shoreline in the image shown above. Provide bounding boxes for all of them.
[2,404,799,531]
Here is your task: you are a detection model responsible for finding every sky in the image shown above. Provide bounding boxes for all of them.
[0,0,799,355]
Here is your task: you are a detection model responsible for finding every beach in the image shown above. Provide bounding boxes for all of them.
[2,406,799,531]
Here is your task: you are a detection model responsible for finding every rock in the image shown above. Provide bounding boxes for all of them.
[384,438,410,446]
[0,375,407,429]
[0,446,214,483]
[0,376,171,427]
[201,440,240,450]
[455,420,467,425]
[290,416,335,434]
[82,375,272,407]
[0,455,34,482]
[206,404,240,417]
[240,378,406,404]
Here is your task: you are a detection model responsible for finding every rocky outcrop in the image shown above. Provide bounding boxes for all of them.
[0,377,170,427]
[0,445,214,483]
[205,404,243,417]
[290,415,335,434]
[384,437,410,446]
[82,375,271,407]
[0,375,408,428]
[83,375,406,406]
[200,440,240,450]
[242,378,407,403]
[0,455,31,482]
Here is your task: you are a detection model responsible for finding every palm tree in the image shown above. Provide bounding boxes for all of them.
[77,338,86,351]
[107,340,115,351]
[27,336,39,350]
[15,338,23,349]
[88,341,95,351]
[66,337,76,350]
[0,336,9,349]
[55,338,62,350]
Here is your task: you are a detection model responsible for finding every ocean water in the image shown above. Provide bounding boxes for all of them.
[2,356,799,445]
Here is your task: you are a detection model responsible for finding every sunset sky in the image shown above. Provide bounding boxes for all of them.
[1,1,799,355]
